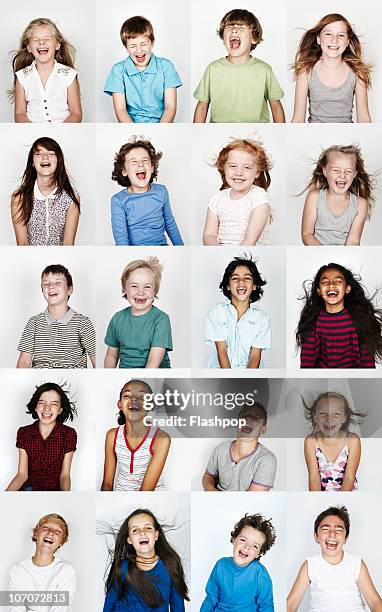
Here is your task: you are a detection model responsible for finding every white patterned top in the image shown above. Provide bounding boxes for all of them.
[113,425,165,491]
[27,182,75,246]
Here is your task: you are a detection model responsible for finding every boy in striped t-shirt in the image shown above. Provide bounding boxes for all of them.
[17,264,96,369]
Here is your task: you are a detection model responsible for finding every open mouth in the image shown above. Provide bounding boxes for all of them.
[325,290,338,298]
[139,538,149,545]
[240,425,253,435]
[335,180,347,188]
[43,537,54,544]
[136,171,146,180]
[134,297,147,304]
[135,54,146,63]
[238,549,249,560]
[325,540,338,551]
[37,48,49,55]
[236,287,247,296]
[230,36,241,49]
[40,162,52,168]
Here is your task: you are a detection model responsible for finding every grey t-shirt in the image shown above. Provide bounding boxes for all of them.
[206,440,277,491]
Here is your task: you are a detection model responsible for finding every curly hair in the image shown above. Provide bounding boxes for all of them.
[218,9,263,51]
[219,254,266,303]
[296,263,382,361]
[112,137,162,188]
[302,145,375,218]
[230,513,276,557]
[120,16,155,46]
[314,505,350,538]
[302,391,366,434]
[292,13,371,88]
[26,382,77,422]
[214,138,273,192]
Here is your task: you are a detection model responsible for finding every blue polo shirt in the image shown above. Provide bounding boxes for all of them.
[104,53,182,123]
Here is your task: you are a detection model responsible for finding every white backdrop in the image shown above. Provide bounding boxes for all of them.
[0,124,96,245]
[0,0,95,122]
[191,0,287,122]
[95,0,190,123]
[0,492,96,612]
[95,123,191,245]
[191,246,286,369]
[286,124,382,245]
[286,0,382,122]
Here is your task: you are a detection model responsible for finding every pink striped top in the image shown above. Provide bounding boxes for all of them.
[113,425,165,491]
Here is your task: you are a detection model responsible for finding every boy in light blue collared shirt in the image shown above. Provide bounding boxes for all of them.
[104,16,182,123]
[205,255,271,368]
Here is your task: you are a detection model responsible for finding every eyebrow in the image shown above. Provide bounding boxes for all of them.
[319,523,345,530]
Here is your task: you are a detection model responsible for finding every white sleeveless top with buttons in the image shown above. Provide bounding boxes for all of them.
[113,425,165,491]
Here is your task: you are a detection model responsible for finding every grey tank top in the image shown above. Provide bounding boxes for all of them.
[308,64,356,123]
[314,188,358,245]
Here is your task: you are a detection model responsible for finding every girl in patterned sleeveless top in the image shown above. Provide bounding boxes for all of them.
[301,145,375,246]
[302,391,365,491]
[11,137,80,245]
[291,14,371,123]
[203,138,272,246]
[101,380,171,491]
[297,263,382,369]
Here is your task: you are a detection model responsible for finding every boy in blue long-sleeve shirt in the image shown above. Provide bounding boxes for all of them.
[200,513,276,612]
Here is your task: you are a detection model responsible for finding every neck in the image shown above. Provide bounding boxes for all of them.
[229,186,252,200]
[323,549,344,565]
[319,55,345,69]
[128,185,150,194]
[38,420,57,438]
[130,304,152,317]
[47,304,70,319]
[324,302,345,314]
[227,54,251,65]
[32,551,55,567]
[233,437,259,454]
[231,298,250,319]
[136,553,158,570]
[35,59,55,74]
[125,420,148,437]
[37,175,56,195]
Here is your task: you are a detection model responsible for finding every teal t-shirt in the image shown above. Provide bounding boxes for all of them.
[104,306,172,368]
[193,56,283,123]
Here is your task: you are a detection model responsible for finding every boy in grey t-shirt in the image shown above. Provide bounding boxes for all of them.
[202,402,277,491]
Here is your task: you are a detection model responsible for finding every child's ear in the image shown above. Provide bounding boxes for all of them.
[127,536,132,545]
[68,286,73,296]
[345,285,351,294]
[55,41,61,52]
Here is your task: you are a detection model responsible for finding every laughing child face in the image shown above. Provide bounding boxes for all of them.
[232,525,266,566]
[118,381,151,422]
[222,23,255,63]
[227,264,256,309]
[313,396,346,438]
[33,518,65,554]
[127,512,159,558]
[317,267,350,312]
[35,390,62,426]
[237,404,266,439]
[314,514,347,562]
[122,146,154,194]
[123,267,156,315]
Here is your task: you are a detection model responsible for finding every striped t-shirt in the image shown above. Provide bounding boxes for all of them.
[113,425,165,491]
[300,308,375,368]
[17,308,96,368]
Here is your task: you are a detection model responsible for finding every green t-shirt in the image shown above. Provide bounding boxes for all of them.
[193,56,284,123]
[105,305,172,368]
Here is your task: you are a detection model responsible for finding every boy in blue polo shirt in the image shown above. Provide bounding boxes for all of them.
[104,15,182,123]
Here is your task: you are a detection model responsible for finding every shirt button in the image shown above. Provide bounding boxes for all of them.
[44,99,47,102]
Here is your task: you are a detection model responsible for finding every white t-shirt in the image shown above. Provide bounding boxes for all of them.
[8,557,76,612]
[307,552,365,611]
[16,61,77,123]
[208,186,270,245]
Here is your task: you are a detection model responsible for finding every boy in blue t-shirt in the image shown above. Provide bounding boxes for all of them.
[201,513,276,612]
[104,15,182,123]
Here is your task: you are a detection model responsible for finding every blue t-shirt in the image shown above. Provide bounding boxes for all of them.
[104,53,182,123]
[111,183,183,246]
[103,559,185,612]
[200,557,274,612]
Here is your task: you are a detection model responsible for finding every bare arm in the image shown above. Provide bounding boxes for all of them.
[269,99,285,123]
[193,100,209,123]
[345,197,368,245]
[202,471,219,491]
[59,452,74,491]
[291,71,309,123]
[247,347,261,369]
[304,436,321,491]
[16,351,32,369]
[89,354,96,368]
[63,202,80,245]
[215,341,231,368]
[146,347,166,368]
[340,434,361,491]
[104,346,119,368]
[112,92,134,123]
[140,431,171,490]
[160,88,177,123]
[203,209,220,245]
[14,79,31,123]
[6,448,28,491]
[241,204,271,245]
[101,429,117,491]
[287,561,310,612]
[358,560,382,611]
[64,77,82,123]
[11,194,29,245]
[301,191,322,245]
[355,79,371,123]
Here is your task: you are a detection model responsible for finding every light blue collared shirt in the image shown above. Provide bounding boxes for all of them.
[104,53,182,123]
[205,299,271,368]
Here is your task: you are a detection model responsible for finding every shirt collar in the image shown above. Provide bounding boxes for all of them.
[45,307,74,325]
[125,53,158,76]
[34,181,57,200]
[223,298,258,310]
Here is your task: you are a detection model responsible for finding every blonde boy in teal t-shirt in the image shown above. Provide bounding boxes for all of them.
[193,9,285,124]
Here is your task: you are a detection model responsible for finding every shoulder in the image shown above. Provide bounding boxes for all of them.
[56,559,76,575]
[249,303,269,320]
[151,306,170,321]
[347,432,361,446]
[109,307,130,322]
[62,424,77,436]
[251,57,274,72]
[355,195,368,213]
[71,311,93,325]
[155,428,171,442]
[151,183,168,196]
[257,443,277,463]
[107,426,118,438]
[208,302,229,315]
[9,558,30,576]
[305,189,320,205]
[109,59,126,74]
[26,312,44,324]
[252,559,272,579]
[55,63,76,79]
[304,434,316,448]
[111,189,129,204]
[16,64,34,79]
[155,56,177,70]
[204,58,227,71]
[18,423,35,435]
[248,186,270,203]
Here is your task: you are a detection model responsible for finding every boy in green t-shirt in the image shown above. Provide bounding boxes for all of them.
[193,9,285,124]
[104,257,173,368]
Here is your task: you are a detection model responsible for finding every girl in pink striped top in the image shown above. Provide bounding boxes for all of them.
[296,263,382,368]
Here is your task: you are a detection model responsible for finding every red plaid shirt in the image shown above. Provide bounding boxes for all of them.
[16,421,77,490]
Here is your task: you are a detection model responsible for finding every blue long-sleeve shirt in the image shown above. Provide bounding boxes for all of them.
[103,559,185,612]
[200,557,274,612]
[111,183,184,246]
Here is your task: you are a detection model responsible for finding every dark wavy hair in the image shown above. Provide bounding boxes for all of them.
[105,509,189,607]
[296,263,382,361]
[117,380,153,425]
[26,382,77,422]
[230,513,276,558]
[12,137,80,225]
[302,391,366,434]
[112,137,162,188]
[314,505,350,538]
[219,255,266,303]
